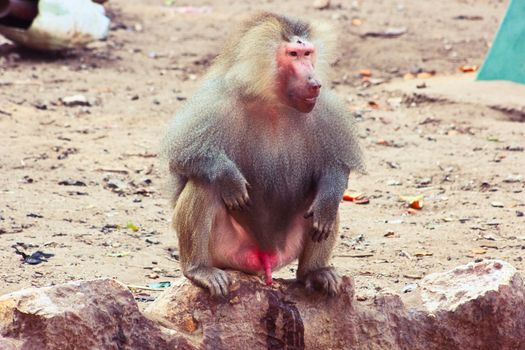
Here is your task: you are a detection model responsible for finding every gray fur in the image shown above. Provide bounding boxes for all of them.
[162,76,363,249]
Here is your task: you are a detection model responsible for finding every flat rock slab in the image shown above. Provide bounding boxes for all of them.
[384,74,525,121]
[1,260,524,349]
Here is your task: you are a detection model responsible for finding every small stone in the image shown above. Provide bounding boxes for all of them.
[146,238,160,245]
[61,95,90,107]
[58,179,86,187]
[386,179,402,186]
[105,178,128,191]
[490,202,504,208]
[387,97,403,109]
[503,175,522,183]
[402,283,417,293]
[313,0,330,10]
[416,178,432,186]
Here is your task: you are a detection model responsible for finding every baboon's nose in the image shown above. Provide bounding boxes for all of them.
[308,78,321,94]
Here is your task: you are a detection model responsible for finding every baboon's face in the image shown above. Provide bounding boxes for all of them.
[276,38,321,113]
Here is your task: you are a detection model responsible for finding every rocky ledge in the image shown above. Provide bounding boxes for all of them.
[1,260,524,349]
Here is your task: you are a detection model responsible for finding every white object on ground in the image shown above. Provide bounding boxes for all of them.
[0,0,110,50]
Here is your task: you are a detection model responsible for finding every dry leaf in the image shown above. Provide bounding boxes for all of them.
[459,65,478,73]
[359,69,372,77]
[414,251,433,257]
[400,195,424,210]
[416,72,434,79]
[351,18,362,26]
[343,190,363,201]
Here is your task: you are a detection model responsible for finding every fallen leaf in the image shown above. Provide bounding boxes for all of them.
[351,18,362,26]
[472,248,487,255]
[459,65,478,73]
[400,195,424,209]
[127,222,140,232]
[403,275,422,280]
[384,231,395,238]
[343,190,363,201]
[416,72,434,79]
[414,251,433,257]
[368,101,380,109]
[359,69,372,77]
[410,201,423,209]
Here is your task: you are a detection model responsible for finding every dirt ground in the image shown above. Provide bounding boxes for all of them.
[1,0,523,301]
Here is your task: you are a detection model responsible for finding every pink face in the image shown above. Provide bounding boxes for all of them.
[276,39,321,113]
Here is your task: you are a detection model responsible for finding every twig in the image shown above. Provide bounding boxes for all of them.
[123,152,158,158]
[335,253,374,258]
[95,168,129,175]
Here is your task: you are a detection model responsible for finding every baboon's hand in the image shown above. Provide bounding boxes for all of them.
[301,267,341,297]
[304,198,338,242]
[185,266,231,297]
[218,170,251,211]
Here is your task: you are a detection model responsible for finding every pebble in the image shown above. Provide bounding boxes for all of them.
[61,95,90,107]
[402,284,417,293]
[313,0,330,10]
[503,175,522,183]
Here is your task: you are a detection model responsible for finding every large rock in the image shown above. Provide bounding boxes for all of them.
[1,260,524,349]
[0,279,193,350]
[144,260,525,350]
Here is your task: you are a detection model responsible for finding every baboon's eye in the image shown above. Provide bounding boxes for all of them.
[305,51,311,56]
[289,51,298,57]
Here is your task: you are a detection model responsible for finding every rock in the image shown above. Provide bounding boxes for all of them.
[0,279,193,350]
[1,261,525,349]
[60,94,91,107]
[364,27,407,38]
[145,261,525,349]
[313,0,330,10]
[503,174,523,183]
[404,260,525,349]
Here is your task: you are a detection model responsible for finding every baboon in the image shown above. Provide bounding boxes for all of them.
[162,12,364,296]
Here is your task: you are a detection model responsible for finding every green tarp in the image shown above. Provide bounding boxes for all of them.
[477,0,525,84]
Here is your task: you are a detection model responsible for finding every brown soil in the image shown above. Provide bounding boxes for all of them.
[1,0,523,301]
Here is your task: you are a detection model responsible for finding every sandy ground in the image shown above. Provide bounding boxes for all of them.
[1,0,523,301]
